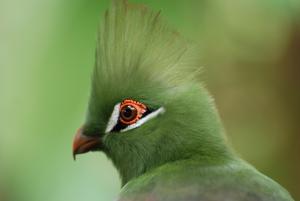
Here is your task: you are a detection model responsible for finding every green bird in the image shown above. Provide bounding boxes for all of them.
[72,1,294,201]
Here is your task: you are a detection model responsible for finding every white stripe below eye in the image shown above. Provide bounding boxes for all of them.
[105,103,120,133]
[120,107,166,132]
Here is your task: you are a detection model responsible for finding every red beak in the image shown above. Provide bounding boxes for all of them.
[72,127,102,160]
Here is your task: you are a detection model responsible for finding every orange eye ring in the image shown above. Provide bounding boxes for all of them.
[119,99,147,125]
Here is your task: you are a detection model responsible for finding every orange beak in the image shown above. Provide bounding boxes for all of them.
[72,127,103,160]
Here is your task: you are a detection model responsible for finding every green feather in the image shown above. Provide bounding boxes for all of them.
[86,0,228,184]
[87,0,202,126]
[80,1,294,201]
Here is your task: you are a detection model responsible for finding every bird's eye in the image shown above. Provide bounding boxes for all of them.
[119,100,147,125]
[105,99,165,133]
[120,105,137,122]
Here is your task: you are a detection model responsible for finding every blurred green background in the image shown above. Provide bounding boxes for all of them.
[1,0,299,200]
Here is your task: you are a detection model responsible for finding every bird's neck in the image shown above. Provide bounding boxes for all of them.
[115,134,235,186]
[118,146,235,186]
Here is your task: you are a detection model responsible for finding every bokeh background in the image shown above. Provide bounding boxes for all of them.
[1,0,299,200]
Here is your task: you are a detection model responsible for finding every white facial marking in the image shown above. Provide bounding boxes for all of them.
[105,102,166,133]
[105,103,120,133]
[120,107,166,132]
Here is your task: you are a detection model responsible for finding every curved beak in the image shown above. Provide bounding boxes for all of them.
[72,127,103,160]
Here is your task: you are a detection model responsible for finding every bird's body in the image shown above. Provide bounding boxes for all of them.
[72,1,294,201]
[118,158,291,201]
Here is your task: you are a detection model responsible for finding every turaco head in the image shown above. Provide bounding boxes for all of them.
[72,0,232,185]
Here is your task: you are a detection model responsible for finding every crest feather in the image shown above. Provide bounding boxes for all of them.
[92,0,201,102]
[89,0,200,118]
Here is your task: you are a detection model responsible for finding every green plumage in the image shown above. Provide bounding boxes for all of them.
[79,1,294,200]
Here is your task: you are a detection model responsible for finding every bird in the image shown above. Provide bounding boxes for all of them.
[72,0,294,200]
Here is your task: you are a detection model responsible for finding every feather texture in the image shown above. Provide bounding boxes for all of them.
[92,0,201,105]
[96,0,200,83]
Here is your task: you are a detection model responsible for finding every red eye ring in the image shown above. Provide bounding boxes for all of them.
[119,99,147,125]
